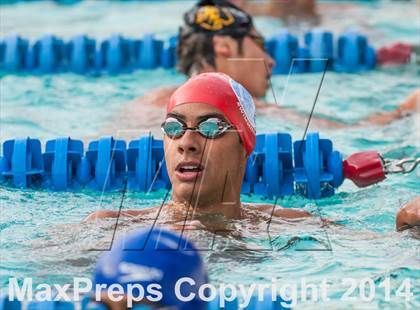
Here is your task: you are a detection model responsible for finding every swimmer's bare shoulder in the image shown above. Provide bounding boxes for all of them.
[83,203,312,222]
[248,203,311,219]
[82,206,159,223]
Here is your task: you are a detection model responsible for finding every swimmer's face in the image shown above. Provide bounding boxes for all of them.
[163,103,247,207]
[214,28,275,98]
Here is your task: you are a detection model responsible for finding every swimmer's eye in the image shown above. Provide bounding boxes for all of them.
[247,33,266,52]
[161,117,234,139]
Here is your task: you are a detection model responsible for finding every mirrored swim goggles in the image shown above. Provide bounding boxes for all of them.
[161,117,234,139]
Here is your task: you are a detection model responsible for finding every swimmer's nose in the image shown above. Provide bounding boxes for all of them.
[265,52,275,74]
[177,130,201,155]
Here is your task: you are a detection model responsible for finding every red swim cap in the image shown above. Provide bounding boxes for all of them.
[168,73,256,155]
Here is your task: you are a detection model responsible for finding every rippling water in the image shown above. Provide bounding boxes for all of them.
[0,1,419,309]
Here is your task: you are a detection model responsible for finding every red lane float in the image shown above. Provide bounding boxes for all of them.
[343,151,386,187]
[376,42,413,66]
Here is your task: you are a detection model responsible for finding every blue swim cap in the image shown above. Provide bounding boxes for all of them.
[93,227,208,310]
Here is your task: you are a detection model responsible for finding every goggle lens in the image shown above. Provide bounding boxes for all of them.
[163,119,184,138]
[198,119,221,137]
[161,118,232,139]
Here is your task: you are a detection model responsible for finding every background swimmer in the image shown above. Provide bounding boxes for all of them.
[112,0,419,138]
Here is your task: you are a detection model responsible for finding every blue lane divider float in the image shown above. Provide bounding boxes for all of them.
[43,137,84,190]
[304,30,333,72]
[334,30,376,72]
[135,33,163,69]
[102,34,134,74]
[0,29,376,75]
[160,35,178,69]
[25,35,66,73]
[269,30,299,74]
[85,136,126,191]
[0,137,43,188]
[67,35,96,74]
[293,133,343,199]
[127,135,170,192]
[2,35,28,71]
[0,132,343,199]
[248,133,294,198]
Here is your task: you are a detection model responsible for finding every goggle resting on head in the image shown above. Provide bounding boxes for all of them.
[161,117,234,139]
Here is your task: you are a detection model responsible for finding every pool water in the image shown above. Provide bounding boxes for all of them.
[0,1,419,309]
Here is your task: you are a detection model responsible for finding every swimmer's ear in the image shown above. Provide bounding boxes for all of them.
[213,35,237,58]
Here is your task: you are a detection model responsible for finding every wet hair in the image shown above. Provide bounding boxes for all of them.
[177,30,244,76]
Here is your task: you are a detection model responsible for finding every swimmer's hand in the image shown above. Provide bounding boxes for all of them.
[396,197,420,232]
[397,89,420,113]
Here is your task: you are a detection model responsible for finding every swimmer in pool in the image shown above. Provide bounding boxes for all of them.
[89,73,417,234]
[86,73,311,227]
[87,227,208,310]
[114,0,419,135]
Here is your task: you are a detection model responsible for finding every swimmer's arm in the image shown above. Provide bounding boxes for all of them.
[258,89,419,128]
[82,208,156,223]
[255,102,347,129]
[360,89,419,126]
[255,204,311,219]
